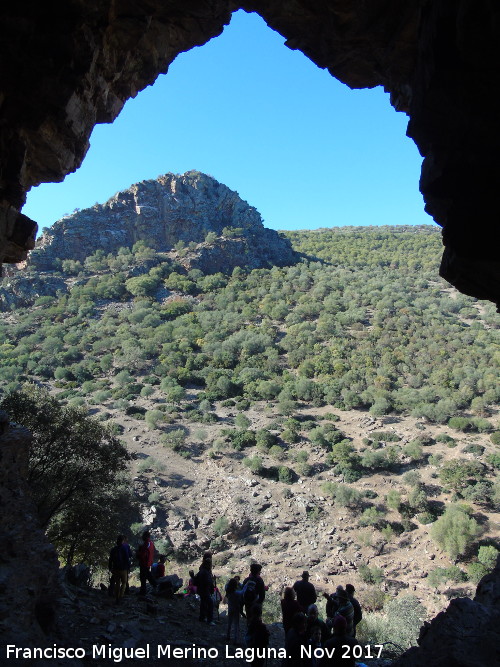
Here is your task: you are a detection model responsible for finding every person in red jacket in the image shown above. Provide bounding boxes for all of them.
[137,531,156,595]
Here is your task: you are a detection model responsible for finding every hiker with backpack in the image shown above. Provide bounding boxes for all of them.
[136,531,156,596]
[108,534,131,603]
[345,584,362,637]
[323,585,344,622]
[242,563,266,619]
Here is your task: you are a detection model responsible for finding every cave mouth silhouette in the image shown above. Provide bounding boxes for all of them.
[24,10,428,238]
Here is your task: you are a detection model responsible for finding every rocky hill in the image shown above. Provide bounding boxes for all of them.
[30,170,298,271]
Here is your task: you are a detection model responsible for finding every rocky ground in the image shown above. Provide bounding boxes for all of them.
[45,578,393,667]
[98,399,500,623]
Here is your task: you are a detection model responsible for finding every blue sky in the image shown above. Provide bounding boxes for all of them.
[23,10,433,234]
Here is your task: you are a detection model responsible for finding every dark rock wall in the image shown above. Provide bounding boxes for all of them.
[0,412,60,649]
[0,1,499,303]
[391,555,500,667]
[408,0,500,306]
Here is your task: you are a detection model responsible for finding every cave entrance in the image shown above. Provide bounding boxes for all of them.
[24,10,428,236]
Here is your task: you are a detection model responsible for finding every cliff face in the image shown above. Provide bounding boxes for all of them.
[30,170,298,271]
[392,555,500,667]
[0,412,60,651]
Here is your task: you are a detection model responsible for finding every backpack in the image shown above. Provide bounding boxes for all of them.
[243,579,257,606]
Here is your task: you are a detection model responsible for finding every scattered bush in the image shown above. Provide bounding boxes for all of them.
[213,516,230,536]
[427,566,467,587]
[278,466,294,484]
[243,456,264,475]
[160,428,187,451]
[358,564,385,585]
[431,504,481,559]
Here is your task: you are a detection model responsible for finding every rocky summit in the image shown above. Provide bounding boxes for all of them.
[30,170,298,272]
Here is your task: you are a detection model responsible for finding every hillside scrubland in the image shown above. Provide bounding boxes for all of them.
[1,224,499,650]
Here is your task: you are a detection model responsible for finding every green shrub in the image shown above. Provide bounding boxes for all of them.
[160,428,187,451]
[385,596,426,649]
[269,444,287,461]
[359,587,386,612]
[490,431,500,446]
[234,413,251,429]
[431,504,481,559]
[467,562,489,584]
[278,466,294,484]
[371,431,400,442]
[0,385,135,567]
[255,429,277,452]
[436,433,456,444]
[145,409,165,429]
[358,564,385,585]
[386,490,402,511]
[243,456,264,475]
[213,516,230,536]
[359,506,385,527]
[403,441,424,462]
[137,456,166,473]
[427,566,467,587]
[487,453,500,469]
[462,443,485,457]
[448,417,473,432]
[439,459,483,492]
[478,545,499,570]
[229,429,256,450]
[296,462,313,477]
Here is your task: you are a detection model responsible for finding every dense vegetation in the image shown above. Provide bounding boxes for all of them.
[0,225,498,585]
[1,227,498,421]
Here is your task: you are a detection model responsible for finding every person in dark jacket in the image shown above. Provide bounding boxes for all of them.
[246,604,270,667]
[323,585,344,620]
[281,587,302,636]
[242,562,266,618]
[306,604,330,643]
[320,615,359,666]
[197,556,215,624]
[335,590,354,637]
[108,534,131,602]
[345,584,362,637]
[293,571,317,611]
[285,612,309,666]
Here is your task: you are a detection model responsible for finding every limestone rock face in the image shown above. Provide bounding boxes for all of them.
[30,170,298,270]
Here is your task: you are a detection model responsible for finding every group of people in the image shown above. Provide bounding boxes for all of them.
[108,531,164,601]
[281,572,363,667]
[190,555,364,667]
[109,537,365,665]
